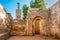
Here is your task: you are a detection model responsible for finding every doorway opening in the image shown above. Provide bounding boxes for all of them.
[32,16,42,35]
[35,19,40,34]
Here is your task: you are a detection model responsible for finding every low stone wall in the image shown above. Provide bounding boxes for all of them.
[11,25,26,36]
[11,19,26,36]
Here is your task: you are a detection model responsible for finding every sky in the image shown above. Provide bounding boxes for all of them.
[0,0,58,19]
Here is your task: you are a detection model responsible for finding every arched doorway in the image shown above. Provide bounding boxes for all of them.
[32,16,42,35]
[35,19,40,34]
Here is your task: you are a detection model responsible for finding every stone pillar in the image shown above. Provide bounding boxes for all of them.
[26,18,33,36]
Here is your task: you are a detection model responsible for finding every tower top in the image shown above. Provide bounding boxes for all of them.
[17,2,20,9]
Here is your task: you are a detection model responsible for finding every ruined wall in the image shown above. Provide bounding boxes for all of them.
[49,0,60,38]
[11,19,26,36]
[26,8,49,36]
[0,4,13,40]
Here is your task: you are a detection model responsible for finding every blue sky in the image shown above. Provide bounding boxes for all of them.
[0,0,58,19]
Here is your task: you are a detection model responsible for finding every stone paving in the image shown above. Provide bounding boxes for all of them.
[7,35,60,40]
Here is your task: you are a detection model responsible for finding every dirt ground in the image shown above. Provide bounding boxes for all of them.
[7,35,60,40]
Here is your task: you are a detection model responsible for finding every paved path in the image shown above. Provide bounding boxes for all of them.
[7,35,60,40]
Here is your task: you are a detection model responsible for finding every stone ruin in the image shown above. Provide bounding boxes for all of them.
[25,0,60,38]
[0,4,13,40]
[11,19,26,36]
[0,0,60,40]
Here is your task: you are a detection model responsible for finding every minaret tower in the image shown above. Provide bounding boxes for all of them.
[16,2,21,19]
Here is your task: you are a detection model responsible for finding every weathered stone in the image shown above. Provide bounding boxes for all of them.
[0,4,13,39]
[0,32,9,40]
[49,0,60,38]
[25,0,60,38]
[26,8,49,36]
[11,19,26,36]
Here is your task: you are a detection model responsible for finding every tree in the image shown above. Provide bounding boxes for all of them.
[22,4,28,20]
[30,0,46,8]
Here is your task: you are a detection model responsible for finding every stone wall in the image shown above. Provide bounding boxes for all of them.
[26,0,60,38]
[0,4,13,40]
[26,8,49,36]
[0,32,9,40]
[49,0,60,38]
[11,19,26,36]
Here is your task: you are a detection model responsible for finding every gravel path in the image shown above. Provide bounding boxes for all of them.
[7,35,60,40]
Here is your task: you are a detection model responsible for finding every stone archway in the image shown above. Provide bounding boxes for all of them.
[26,8,49,36]
[32,16,42,35]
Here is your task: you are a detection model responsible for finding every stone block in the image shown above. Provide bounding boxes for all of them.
[0,32,10,40]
